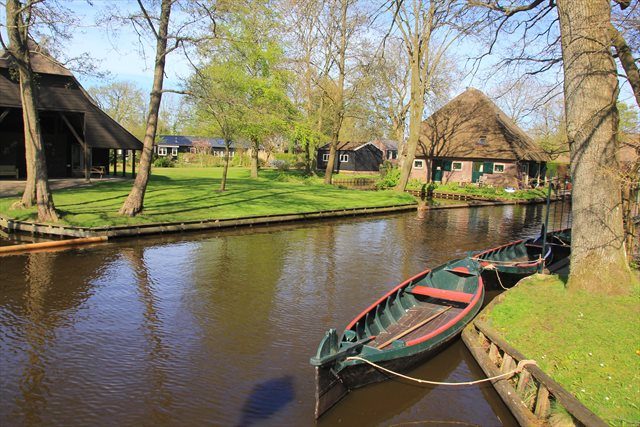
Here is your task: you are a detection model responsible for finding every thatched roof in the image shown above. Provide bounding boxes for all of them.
[419,88,549,162]
[0,45,142,151]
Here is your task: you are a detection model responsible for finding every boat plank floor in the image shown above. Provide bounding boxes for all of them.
[369,301,463,348]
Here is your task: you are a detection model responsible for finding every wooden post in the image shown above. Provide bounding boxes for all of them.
[132,150,136,178]
[113,149,117,176]
[534,384,551,419]
[59,113,90,182]
[122,149,126,177]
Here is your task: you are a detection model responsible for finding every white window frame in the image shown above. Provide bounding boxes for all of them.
[413,159,425,169]
[322,153,329,162]
[157,146,168,156]
[339,154,349,163]
[452,161,463,171]
[171,147,178,156]
[494,163,506,173]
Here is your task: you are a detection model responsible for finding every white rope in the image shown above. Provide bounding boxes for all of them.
[481,264,509,290]
[345,356,537,386]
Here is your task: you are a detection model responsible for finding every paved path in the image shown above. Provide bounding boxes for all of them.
[0,177,128,197]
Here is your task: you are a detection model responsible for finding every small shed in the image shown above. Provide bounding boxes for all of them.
[316,140,399,173]
[0,44,142,179]
[413,88,549,187]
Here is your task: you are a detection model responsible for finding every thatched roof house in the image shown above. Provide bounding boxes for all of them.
[0,43,142,179]
[411,88,550,187]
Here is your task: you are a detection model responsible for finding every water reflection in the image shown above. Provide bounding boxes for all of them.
[0,205,568,426]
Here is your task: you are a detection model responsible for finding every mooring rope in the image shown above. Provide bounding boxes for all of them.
[480,264,509,290]
[345,356,537,386]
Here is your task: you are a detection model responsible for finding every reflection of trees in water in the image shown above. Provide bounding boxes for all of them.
[15,252,56,425]
[122,247,173,424]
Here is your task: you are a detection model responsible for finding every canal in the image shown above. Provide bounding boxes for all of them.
[0,204,568,426]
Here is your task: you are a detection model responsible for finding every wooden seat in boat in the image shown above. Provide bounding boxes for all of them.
[409,286,473,304]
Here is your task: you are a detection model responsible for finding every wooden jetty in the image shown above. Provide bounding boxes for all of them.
[462,319,607,427]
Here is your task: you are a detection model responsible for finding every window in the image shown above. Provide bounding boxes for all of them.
[339,154,349,162]
[494,163,505,173]
[413,159,424,169]
[171,147,178,156]
[387,151,397,160]
[158,147,167,156]
[322,153,329,162]
[452,162,463,171]
[478,136,487,145]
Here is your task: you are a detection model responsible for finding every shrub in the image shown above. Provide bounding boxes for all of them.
[376,166,400,189]
[269,159,290,171]
[153,157,175,167]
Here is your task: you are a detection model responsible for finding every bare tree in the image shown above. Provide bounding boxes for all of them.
[477,0,637,293]
[1,0,59,221]
[113,0,216,216]
[392,0,472,192]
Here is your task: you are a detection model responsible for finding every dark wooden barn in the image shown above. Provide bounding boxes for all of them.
[316,141,388,173]
[0,45,142,180]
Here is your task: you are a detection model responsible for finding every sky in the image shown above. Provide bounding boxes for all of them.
[0,0,637,119]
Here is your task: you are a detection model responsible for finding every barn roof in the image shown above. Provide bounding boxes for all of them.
[0,46,142,151]
[419,88,549,162]
[158,135,235,148]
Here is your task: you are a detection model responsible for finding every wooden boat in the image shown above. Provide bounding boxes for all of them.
[310,257,484,418]
[472,228,571,288]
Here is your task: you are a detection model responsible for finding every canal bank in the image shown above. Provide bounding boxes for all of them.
[463,274,640,425]
[0,195,562,243]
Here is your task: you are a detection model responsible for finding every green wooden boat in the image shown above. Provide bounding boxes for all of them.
[310,257,484,418]
[472,228,571,288]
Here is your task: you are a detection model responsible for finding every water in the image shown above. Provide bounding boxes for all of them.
[0,204,566,426]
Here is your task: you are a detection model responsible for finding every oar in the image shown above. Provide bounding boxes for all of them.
[377,306,452,350]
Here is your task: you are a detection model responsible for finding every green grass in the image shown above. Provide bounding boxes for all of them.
[484,275,640,425]
[0,167,417,227]
[432,182,548,200]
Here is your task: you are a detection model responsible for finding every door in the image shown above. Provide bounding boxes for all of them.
[432,159,443,182]
[472,162,483,183]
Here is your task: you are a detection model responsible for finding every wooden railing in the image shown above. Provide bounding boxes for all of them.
[462,320,607,427]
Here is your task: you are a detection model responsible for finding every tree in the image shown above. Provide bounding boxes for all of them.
[392,0,471,192]
[214,0,293,179]
[89,81,147,139]
[111,0,215,216]
[322,0,350,185]
[1,0,58,222]
[187,61,246,192]
[477,0,638,293]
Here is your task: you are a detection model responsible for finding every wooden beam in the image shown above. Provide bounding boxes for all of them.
[0,109,10,123]
[59,113,90,182]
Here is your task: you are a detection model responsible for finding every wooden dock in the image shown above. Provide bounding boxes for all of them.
[462,319,607,427]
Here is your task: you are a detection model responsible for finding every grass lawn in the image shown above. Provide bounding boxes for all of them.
[430,182,548,200]
[0,167,417,228]
[484,274,640,425]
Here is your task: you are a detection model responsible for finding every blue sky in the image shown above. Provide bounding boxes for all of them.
[1,1,637,116]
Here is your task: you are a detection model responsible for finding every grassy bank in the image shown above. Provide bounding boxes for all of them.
[483,274,640,425]
[430,182,548,200]
[0,168,417,228]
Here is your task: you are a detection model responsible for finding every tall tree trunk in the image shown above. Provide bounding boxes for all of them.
[610,25,640,107]
[220,140,230,191]
[119,0,171,216]
[557,0,633,293]
[396,31,426,192]
[250,139,259,178]
[323,0,348,185]
[6,0,58,222]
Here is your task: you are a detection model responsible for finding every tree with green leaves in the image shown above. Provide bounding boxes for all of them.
[195,0,293,180]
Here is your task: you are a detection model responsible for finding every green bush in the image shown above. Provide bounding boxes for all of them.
[153,157,175,167]
[376,166,400,189]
